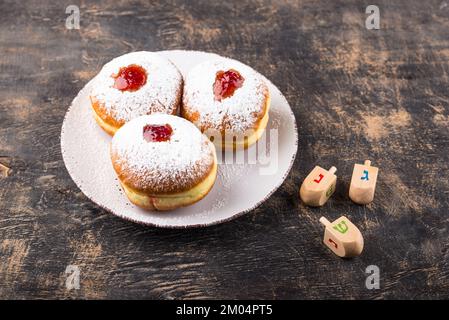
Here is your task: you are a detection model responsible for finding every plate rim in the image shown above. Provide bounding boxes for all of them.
[61,50,298,229]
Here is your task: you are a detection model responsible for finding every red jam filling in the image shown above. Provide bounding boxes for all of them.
[112,64,147,92]
[143,124,173,142]
[213,69,244,101]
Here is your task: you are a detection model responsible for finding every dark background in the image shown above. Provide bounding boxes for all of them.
[1,0,448,299]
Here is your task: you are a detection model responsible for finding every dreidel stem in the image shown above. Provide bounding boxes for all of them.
[364,160,371,167]
[319,217,332,227]
[328,166,337,174]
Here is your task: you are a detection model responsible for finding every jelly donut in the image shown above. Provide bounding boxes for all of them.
[182,58,270,149]
[90,51,183,135]
[110,114,217,211]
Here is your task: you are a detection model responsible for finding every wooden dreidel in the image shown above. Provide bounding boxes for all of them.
[319,216,364,258]
[349,160,379,204]
[299,166,337,206]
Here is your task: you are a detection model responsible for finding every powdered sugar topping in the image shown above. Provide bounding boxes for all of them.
[111,114,215,193]
[183,58,268,133]
[91,51,182,122]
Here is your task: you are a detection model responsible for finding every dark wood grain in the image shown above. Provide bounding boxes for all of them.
[1,0,448,299]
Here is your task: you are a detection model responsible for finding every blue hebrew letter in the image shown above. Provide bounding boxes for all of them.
[361,170,369,181]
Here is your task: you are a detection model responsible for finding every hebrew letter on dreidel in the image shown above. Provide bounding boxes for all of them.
[328,238,338,249]
[333,221,348,234]
[361,170,369,181]
[299,166,337,206]
[319,216,364,258]
[349,160,379,205]
[314,174,324,183]
[325,184,334,198]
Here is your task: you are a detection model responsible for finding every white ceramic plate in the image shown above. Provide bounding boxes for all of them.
[61,50,298,228]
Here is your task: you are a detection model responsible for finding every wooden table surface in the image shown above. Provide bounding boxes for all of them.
[1,0,448,299]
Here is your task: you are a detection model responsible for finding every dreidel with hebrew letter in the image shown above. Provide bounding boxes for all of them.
[349,160,378,204]
[299,166,337,206]
[319,216,364,258]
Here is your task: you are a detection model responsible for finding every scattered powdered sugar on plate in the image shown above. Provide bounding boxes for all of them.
[268,107,282,129]
[111,114,215,193]
[91,51,182,122]
[218,164,249,190]
[183,58,268,133]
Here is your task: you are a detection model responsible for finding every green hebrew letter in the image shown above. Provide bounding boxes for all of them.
[326,184,334,198]
[333,221,348,234]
